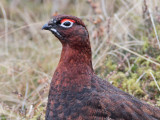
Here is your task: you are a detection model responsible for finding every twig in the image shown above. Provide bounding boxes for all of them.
[0,22,43,39]
[22,82,29,114]
[136,72,146,83]
[150,71,160,91]
[101,0,108,18]
[149,8,160,49]
[110,42,160,67]
[27,105,33,117]
[0,2,8,55]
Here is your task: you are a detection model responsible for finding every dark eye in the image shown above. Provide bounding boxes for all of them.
[63,21,71,26]
[60,21,73,28]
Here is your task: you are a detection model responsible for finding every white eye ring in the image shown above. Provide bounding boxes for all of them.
[60,21,74,28]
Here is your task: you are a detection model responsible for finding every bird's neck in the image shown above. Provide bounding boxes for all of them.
[51,44,94,92]
[59,44,93,68]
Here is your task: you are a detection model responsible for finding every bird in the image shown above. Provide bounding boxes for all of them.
[42,15,160,120]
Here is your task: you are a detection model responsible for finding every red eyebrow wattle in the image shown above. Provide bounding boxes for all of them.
[61,19,75,23]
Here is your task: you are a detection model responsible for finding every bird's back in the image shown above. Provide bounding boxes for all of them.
[89,74,160,120]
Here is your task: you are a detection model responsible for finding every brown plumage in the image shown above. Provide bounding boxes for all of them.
[42,15,160,120]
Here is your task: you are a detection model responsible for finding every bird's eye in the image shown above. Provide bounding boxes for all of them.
[60,19,75,28]
[60,21,73,28]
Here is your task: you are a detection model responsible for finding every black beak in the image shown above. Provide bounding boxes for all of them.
[42,22,62,38]
[42,23,51,30]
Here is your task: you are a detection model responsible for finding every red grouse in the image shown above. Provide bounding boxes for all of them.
[42,15,160,120]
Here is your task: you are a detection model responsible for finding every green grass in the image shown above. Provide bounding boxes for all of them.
[0,0,160,119]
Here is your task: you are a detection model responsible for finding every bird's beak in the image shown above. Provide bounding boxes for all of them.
[42,23,51,30]
[42,22,62,38]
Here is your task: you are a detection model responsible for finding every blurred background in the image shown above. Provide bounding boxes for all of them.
[0,0,160,119]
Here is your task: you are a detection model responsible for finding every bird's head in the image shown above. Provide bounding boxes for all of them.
[42,15,90,48]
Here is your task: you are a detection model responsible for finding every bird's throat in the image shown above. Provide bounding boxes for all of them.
[51,44,93,92]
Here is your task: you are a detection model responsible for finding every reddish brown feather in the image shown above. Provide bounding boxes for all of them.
[44,15,160,120]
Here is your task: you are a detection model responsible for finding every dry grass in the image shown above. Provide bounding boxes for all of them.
[0,0,160,119]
